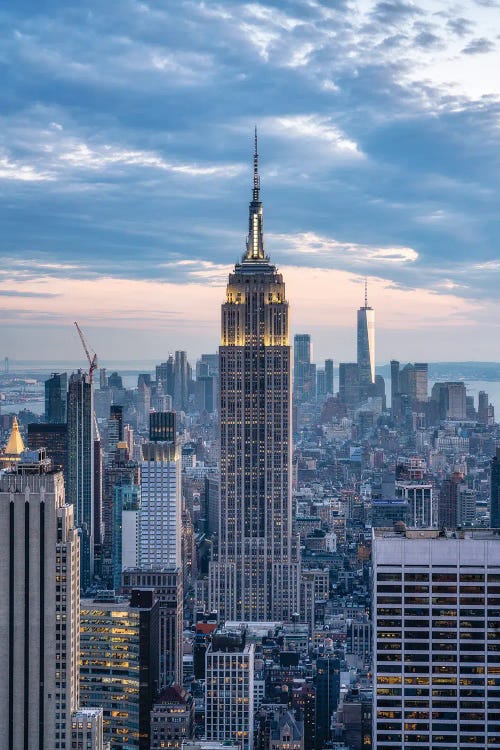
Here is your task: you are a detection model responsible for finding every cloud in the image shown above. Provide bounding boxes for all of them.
[1,0,500,361]
[371,1,424,25]
[462,37,496,54]
[261,115,362,157]
[0,156,53,182]
[269,231,418,267]
[57,142,244,177]
[413,31,443,49]
[447,17,475,37]
[0,289,60,298]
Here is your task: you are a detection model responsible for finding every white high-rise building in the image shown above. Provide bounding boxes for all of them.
[139,441,181,568]
[373,527,500,750]
[0,449,80,750]
[205,629,255,750]
[208,130,300,621]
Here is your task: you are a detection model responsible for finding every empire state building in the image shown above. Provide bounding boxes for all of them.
[209,132,300,621]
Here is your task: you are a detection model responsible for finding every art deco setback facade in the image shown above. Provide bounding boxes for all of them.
[209,132,300,621]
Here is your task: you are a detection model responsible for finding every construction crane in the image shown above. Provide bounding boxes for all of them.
[74,321,100,439]
[74,321,98,383]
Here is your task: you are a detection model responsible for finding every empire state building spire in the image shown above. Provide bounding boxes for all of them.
[209,130,301,622]
[245,127,266,262]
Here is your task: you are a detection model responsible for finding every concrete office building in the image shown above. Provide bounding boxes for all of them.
[205,629,255,750]
[150,684,194,750]
[71,708,104,750]
[431,381,467,421]
[372,527,500,750]
[0,450,80,750]
[414,362,428,403]
[339,363,360,409]
[396,481,435,528]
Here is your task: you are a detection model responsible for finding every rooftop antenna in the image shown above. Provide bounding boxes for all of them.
[253,125,260,201]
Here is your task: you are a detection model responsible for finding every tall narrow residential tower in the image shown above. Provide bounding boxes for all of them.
[67,370,95,590]
[357,280,375,390]
[209,130,300,621]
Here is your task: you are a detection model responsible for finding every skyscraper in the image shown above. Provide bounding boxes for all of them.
[28,422,68,480]
[45,372,68,423]
[156,356,175,397]
[79,589,160,750]
[67,370,95,589]
[122,567,184,687]
[390,359,399,414]
[357,280,375,390]
[324,358,334,396]
[0,450,80,750]
[414,362,428,402]
[107,403,123,458]
[209,131,300,621]
[478,390,489,425]
[149,410,176,443]
[174,350,189,411]
[372,527,500,749]
[205,628,255,750]
[139,439,181,569]
[491,448,500,528]
[338,362,360,409]
[314,656,340,750]
[294,334,312,403]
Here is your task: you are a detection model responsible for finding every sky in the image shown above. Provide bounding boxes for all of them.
[1,0,500,365]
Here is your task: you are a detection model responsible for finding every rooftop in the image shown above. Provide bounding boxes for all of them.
[373,527,500,540]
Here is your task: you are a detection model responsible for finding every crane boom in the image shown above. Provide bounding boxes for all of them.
[74,321,98,382]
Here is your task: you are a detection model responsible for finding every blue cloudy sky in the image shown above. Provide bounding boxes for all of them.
[1,0,500,363]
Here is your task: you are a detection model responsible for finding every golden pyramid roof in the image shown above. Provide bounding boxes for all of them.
[4,416,25,456]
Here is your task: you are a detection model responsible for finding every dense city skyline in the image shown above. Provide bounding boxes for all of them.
[2,1,500,361]
[3,3,500,749]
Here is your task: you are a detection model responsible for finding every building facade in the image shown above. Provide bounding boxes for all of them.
[208,132,300,621]
[314,656,340,750]
[357,283,375,390]
[67,370,95,589]
[294,334,314,404]
[28,422,68,480]
[0,451,80,750]
[372,527,500,749]
[71,708,104,750]
[205,629,255,750]
[122,566,183,686]
[150,684,194,750]
[79,590,160,749]
[139,441,181,569]
[45,372,68,423]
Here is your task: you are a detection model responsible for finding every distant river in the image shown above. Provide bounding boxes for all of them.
[3,379,500,419]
